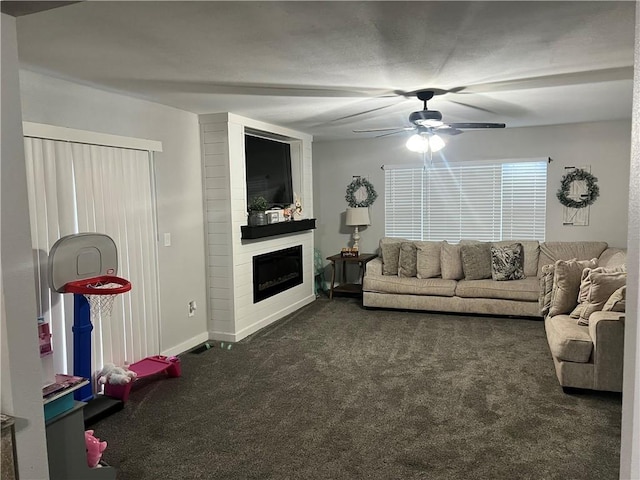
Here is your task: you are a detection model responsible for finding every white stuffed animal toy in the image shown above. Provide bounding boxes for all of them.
[98,363,137,385]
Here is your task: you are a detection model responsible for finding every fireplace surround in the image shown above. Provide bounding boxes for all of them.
[200,112,314,341]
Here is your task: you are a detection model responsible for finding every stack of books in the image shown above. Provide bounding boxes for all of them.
[42,374,89,421]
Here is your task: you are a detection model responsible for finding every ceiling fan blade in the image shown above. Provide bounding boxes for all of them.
[353,127,414,133]
[434,127,464,136]
[374,130,410,138]
[446,122,505,129]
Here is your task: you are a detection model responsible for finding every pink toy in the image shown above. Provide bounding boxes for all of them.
[97,363,137,385]
[84,430,107,468]
[104,355,181,402]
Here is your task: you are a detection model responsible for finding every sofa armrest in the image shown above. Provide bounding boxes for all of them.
[366,257,383,276]
[588,310,625,392]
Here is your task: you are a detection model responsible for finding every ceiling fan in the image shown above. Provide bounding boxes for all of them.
[353,89,505,150]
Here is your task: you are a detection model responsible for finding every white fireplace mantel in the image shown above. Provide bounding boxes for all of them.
[199,113,315,342]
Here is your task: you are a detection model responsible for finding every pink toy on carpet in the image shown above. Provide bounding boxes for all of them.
[104,355,181,402]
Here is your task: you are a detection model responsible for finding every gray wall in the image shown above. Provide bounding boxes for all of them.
[313,120,632,262]
[19,70,208,356]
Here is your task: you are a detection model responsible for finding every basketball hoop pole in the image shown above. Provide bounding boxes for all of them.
[72,294,94,402]
[65,275,131,402]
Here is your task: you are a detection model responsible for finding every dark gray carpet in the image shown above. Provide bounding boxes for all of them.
[94,297,621,480]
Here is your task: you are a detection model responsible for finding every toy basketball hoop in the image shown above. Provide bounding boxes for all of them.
[65,275,131,321]
[48,233,132,402]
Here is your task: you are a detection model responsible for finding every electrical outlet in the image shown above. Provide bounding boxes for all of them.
[188,300,197,317]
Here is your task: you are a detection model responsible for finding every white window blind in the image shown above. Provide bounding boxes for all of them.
[385,159,547,242]
[24,137,161,383]
[385,168,424,239]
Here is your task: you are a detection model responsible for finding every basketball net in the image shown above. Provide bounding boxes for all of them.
[84,281,122,321]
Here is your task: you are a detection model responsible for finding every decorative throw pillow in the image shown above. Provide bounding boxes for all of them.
[460,243,492,280]
[539,263,556,317]
[398,242,418,278]
[577,271,627,325]
[548,258,598,317]
[490,243,525,281]
[570,265,627,319]
[415,241,442,279]
[603,285,626,313]
[493,240,540,277]
[380,238,405,275]
[440,241,464,280]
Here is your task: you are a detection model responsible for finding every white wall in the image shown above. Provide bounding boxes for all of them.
[313,120,631,262]
[620,3,639,478]
[1,13,50,479]
[19,70,208,357]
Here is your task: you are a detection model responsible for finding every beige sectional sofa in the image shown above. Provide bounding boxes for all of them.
[363,239,627,392]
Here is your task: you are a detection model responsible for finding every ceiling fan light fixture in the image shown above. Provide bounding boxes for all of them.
[429,134,445,152]
[415,119,444,128]
[406,133,429,153]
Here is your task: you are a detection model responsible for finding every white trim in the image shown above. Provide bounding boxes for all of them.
[22,122,163,152]
[208,294,316,342]
[382,157,550,170]
[161,331,210,357]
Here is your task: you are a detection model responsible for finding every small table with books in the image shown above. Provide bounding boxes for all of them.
[326,253,377,299]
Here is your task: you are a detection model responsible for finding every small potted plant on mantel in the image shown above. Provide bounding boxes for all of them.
[247,196,269,226]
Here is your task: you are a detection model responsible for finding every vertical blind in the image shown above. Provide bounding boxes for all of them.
[24,137,161,382]
[385,159,547,242]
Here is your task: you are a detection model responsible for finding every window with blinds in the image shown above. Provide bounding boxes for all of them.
[385,159,547,242]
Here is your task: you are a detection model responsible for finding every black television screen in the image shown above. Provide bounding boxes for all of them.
[245,134,293,208]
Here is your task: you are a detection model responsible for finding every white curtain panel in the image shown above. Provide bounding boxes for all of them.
[24,137,160,381]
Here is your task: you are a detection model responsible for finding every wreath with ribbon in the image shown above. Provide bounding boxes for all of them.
[345,177,378,207]
[556,168,600,209]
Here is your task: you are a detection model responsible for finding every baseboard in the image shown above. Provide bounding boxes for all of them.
[161,331,210,357]
[209,294,316,342]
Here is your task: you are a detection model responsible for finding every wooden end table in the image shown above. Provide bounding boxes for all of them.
[326,253,377,299]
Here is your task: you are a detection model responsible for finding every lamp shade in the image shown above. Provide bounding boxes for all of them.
[345,207,371,226]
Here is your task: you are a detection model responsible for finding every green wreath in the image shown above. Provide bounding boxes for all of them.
[556,168,599,209]
[345,177,378,207]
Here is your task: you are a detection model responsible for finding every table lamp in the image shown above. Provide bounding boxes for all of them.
[345,207,371,249]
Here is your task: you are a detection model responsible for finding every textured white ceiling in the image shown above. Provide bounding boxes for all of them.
[14,1,637,141]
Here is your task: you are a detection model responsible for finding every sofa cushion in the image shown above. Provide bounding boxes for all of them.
[460,243,492,280]
[603,285,626,313]
[545,314,593,363]
[491,243,525,281]
[538,241,607,276]
[415,241,442,279]
[598,248,627,269]
[577,270,627,326]
[363,275,457,297]
[493,240,540,277]
[456,277,539,302]
[398,242,418,278]
[548,258,598,317]
[441,241,464,280]
[380,237,405,275]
